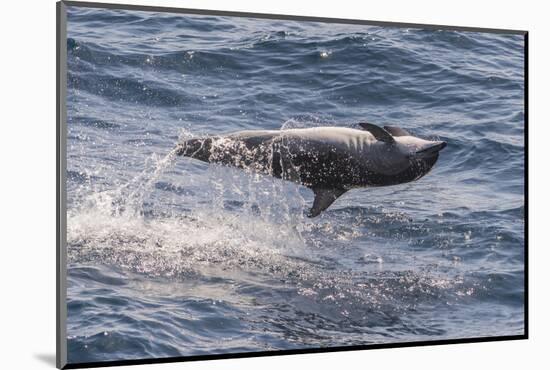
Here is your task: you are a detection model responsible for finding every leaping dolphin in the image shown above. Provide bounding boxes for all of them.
[176,122,446,217]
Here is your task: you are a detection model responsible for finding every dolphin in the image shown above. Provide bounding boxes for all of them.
[176,122,446,217]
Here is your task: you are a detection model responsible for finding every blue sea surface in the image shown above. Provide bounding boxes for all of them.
[65,6,525,365]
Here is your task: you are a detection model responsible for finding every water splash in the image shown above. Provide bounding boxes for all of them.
[67,127,316,279]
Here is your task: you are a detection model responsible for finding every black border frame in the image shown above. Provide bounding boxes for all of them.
[56,1,529,369]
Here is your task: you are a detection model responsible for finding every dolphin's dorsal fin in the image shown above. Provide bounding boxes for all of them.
[308,187,348,217]
[383,126,411,137]
[357,122,395,143]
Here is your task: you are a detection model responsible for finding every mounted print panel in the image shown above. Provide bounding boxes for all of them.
[57,1,527,368]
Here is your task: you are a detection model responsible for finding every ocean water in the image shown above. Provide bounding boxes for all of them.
[64,6,526,365]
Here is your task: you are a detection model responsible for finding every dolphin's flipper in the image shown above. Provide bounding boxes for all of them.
[383,126,411,137]
[308,187,348,217]
[357,123,395,143]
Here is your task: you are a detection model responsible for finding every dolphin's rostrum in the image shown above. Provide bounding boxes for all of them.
[176,122,446,217]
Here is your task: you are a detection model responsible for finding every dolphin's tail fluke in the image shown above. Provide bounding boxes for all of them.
[176,137,213,162]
